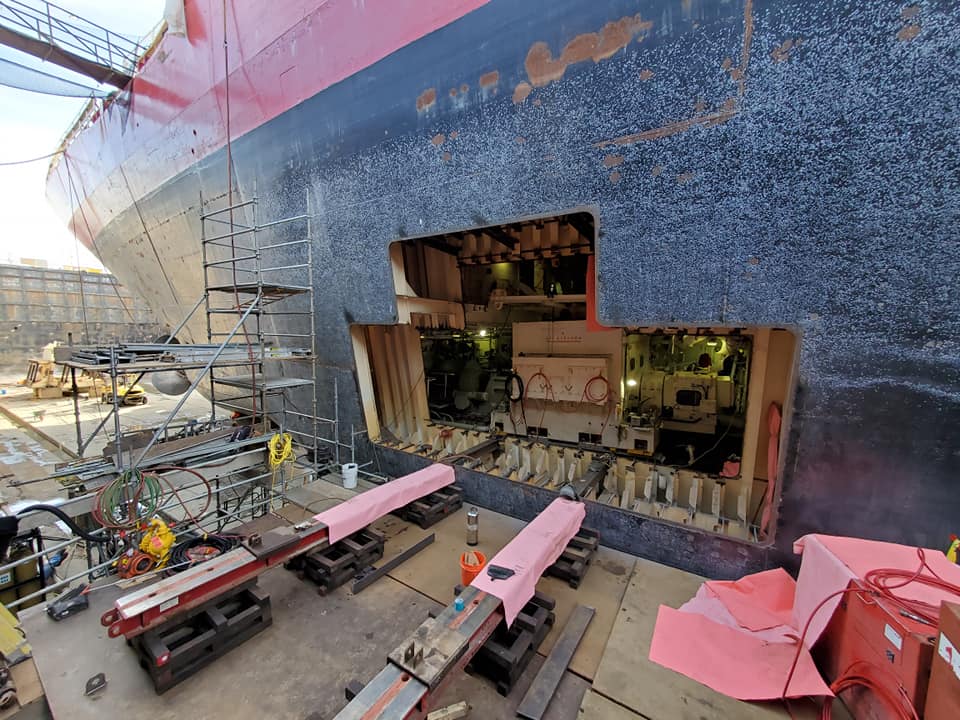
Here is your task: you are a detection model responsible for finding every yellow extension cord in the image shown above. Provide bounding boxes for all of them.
[268,432,295,500]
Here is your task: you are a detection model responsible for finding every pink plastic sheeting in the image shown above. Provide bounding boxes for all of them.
[704,568,795,632]
[679,584,798,645]
[470,497,585,626]
[649,606,831,699]
[315,464,454,544]
[650,533,960,702]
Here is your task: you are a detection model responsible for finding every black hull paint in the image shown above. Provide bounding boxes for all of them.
[87,0,960,576]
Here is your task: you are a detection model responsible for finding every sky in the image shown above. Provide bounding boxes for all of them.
[0,1,165,271]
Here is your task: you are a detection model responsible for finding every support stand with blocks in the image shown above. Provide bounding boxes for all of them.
[392,485,464,529]
[130,582,272,694]
[467,590,556,695]
[545,526,599,588]
[285,526,385,595]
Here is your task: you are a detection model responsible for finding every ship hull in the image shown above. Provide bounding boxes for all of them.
[47,0,960,573]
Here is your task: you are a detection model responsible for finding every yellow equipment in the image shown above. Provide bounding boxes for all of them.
[20,359,105,399]
[99,378,148,406]
[139,518,175,568]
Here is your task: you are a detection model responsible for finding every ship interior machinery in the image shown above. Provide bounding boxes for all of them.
[353,212,798,542]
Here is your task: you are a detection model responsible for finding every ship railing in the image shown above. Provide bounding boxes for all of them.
[0,0,144,75]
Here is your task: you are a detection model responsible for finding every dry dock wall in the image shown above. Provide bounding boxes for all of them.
[0,264,160,368]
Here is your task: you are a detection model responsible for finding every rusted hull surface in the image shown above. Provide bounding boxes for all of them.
[46,0,960,571]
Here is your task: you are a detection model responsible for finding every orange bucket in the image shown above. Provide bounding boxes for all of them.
[460,550,486,586]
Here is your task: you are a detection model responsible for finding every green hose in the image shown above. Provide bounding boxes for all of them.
[92,469,162,529]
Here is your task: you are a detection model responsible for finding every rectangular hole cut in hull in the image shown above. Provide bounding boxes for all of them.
[351,211,799,544]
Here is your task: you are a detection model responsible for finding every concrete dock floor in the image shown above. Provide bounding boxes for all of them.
[18,485,826,720]
[0,386,834,720]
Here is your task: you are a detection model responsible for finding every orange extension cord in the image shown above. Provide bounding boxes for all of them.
[781,548,960,720]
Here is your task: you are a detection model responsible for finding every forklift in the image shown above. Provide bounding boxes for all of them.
[99,376,148,406]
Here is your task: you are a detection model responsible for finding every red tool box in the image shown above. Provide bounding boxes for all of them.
[815,579,938,718]
[925,601,960,720]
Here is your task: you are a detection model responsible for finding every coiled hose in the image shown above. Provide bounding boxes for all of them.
[167,534,240,573]
[268,432,295,497]
[91,469,162,530]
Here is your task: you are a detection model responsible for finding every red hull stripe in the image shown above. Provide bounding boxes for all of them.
[49,0,489,250]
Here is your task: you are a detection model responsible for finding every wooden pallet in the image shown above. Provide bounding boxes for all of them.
[546,526,599,589]
[467,591,556,695]
[285,526,385,595]
[131,582,272,694]
[392,485,464,529]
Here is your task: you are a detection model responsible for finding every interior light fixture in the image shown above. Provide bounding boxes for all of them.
[478,329,488,337]
[626,378,638,387]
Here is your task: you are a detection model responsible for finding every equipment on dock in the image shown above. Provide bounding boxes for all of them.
[93,466,453,693]
[19,356,105,400]
[286,526,385,596]
[98,378,147,406]
[46,584,88,621]
[352,534,435,595]
[335,496,585,718]
[516,604,595,720]
[131,582,272,694]
[817,578,937,718]
[84,672,107,697]
[545,526,599,589]
[466,506,479,546]
[392,485,463,529]
[100,465,454,639]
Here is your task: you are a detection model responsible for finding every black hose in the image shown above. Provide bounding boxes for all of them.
[15,504,110,543]
[506,371,524,402]
[167,534,240,573]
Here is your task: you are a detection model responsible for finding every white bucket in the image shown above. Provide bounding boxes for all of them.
[341,463,359,489]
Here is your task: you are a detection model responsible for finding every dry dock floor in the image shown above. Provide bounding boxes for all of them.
[21,483,829,720]
[0,386,835,720]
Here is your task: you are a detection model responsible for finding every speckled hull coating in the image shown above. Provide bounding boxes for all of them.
[47,0,960,574]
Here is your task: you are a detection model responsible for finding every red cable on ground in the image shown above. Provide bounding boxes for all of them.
[820,661,920,720]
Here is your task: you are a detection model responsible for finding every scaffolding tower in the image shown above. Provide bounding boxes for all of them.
[200,190,340,497]
[51,189,339,548]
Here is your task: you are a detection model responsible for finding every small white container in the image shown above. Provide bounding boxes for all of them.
[341,463,358,489]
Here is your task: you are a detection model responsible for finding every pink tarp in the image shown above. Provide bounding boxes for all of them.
[705,568,795,632]
[650,606,829,699]
[649,533,960,702]
[315,464,454,544]
[471,497,585,625]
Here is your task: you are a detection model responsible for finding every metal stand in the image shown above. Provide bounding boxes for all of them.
[466,591,556,696]
[130,581,272,694]
[391,485,464,529]
[545,527,600,589]
[285,527,385,595]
